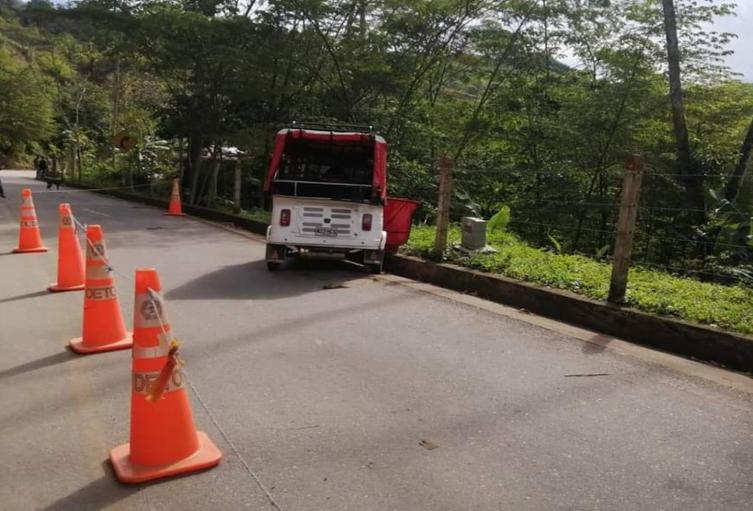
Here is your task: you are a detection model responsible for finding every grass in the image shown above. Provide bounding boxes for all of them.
[239,208,272,224]
[404,225,753,336]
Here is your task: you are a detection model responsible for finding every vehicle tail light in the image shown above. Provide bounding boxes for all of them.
[280,209,291,226]
[362,213,373,231]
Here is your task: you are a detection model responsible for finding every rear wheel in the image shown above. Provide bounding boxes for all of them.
[364,249,384,274]
[266,244,287,271]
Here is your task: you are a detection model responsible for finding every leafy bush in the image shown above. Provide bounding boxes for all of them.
[487,205,510,233]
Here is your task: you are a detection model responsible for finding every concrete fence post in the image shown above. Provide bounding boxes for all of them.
[608,155,644,304]
[434,155,454,254]
[233,159,242,214]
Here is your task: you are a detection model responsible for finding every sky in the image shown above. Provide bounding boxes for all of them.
[717,0,752,81]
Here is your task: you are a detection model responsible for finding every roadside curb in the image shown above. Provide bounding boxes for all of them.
[65,182,269,235]
[384,254,753,373]
[69,181,753,373]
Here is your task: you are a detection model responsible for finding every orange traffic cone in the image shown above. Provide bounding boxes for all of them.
[109,268,222,483]
[68,225,132,354]
[166,178,185,216]
[13,188,48,253]
[48,204,85,292]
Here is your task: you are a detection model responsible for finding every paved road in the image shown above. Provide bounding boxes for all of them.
[1,170,752,511]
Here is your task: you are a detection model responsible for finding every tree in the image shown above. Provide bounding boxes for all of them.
[660,0,704,222]
[725,116,753,203]
[0,20,56,160]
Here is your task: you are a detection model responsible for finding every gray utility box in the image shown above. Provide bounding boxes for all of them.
[461,217,487,250]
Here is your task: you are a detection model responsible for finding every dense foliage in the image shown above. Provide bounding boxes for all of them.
[405,225,753,334]
[1,0,752,284]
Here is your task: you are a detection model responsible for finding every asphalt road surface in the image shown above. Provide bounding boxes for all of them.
[1,170,752,511]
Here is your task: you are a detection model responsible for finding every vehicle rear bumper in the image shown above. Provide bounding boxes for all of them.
[267,229,386,252]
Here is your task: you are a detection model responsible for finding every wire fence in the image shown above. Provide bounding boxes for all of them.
[434,158,753,290]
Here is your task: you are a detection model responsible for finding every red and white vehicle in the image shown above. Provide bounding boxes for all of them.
[264,126,391,273]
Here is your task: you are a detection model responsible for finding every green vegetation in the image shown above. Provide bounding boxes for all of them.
[404,225,753,335]
[241,208,272,225]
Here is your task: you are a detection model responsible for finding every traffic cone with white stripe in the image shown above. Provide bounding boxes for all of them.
[109,268,221,483]
[165,178,185,216]
[68,225,132,354]
[48,204,85,292]
[13,188,48,253]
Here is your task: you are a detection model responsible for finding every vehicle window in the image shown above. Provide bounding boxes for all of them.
[278,139,373,185]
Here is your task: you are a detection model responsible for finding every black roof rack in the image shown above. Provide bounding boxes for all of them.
[289,120,378,134]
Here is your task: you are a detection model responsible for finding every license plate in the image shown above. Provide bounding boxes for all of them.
[315,227,338,237]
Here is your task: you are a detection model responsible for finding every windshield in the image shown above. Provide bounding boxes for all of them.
[277,138,373,185]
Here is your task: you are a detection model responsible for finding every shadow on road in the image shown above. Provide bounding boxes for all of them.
[0,289,52,304]
[0,357,126,433]
[166,258,372,301]
[0,351,75,380]
[581,333,612,355]
[40,460,220,511]
[191,291,418,362]
[40,470,137,511]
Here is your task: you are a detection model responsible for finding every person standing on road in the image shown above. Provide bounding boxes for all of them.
[34,155,44,179]
[40,157,58,191]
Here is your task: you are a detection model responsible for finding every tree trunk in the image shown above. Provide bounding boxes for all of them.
[111,58,121,168]
[76,145,83,184]
[68,147,75,182]
[661,0,690,172]
[730,162,753,249]
[207,149,221,208]
[188,134,203,205]
[233,159,242,213]
[358,0,367,40]
[724,115,753,202]
[661,0,705,223]
[177,138,185,179]
[724,118,753,249]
